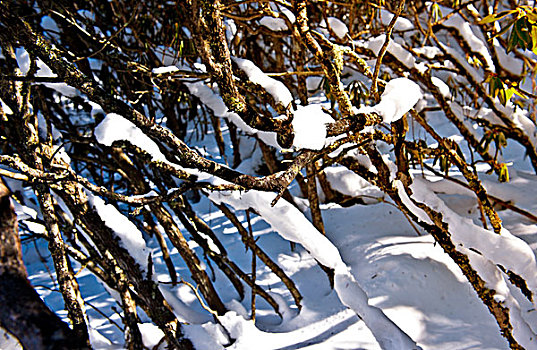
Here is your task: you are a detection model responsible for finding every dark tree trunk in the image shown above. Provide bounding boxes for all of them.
[0,180,89,350]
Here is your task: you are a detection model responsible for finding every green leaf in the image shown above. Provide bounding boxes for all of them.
[478,10,516,25]
[492,18,517,41]
[517,18,533,49]
[504,88,516,104]
[507,26,519,52]
[488,75,504,98]
[532,25,537,51]
[499,163,510,182]
[431,3,442,22]
[498,88,507,105]
[440,155,449,175]
[496,132,508,148]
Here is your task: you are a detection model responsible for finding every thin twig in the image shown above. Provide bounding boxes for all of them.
[246,210,256,322]
[370,0,406,100]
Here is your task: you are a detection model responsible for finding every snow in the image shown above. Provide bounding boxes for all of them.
[318,17,349,40]
[95,113,168,162]
[208,190,343,269]
[259,8,295,31]
[357,78,423,123]
[232,57,293,107]
[327,17,349,39]
[0,98,13,114]
[443,14,495,71]
[405,177,537,347]
[16,5,537,350]
[440,43,483,82]
[365,35,424,72]
[431,76,451,99]
[15,47,30,74]
[291,104,334,150]
[22,162,537,349]
[493,39,524,76]
[186,81,281,149]
[413,46,442,59]
[40,16,59,38]
[0,328,21,350]
[323,165,383,200]
[509,106,537,148]
[15,47,77,97]
[87,192,150,273]
[209,189,420,349]
[379,9,415,31]
[152,66,180,74]
[260,17,288,31]
[410,177,537,295]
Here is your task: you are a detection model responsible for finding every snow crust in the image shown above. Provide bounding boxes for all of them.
[291,104,334,150]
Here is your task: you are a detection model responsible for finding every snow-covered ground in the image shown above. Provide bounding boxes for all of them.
[6,114,537,349]
[4,7,537,348]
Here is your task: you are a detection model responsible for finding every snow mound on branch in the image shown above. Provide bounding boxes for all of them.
[292,104,334,150]
[152,66,179,74]
[380,9,414,31]
[357,78,422,123]
[186,82,281,149]
[260,17,287,31]
[327,17,348,39]
[87,192,149,273]
[94,113,167,162]
[259,8,295,31]
[318,17,349,39]
[374,78,422,123]
[232,57,293,107]
[365,35,418,71]
[443,14,495,72]
[431,77,451,99]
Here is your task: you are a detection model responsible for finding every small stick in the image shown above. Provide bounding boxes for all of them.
[246,210,256,322]
[370,0,406,100]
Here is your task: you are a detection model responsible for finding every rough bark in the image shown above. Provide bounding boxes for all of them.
[0,181,89,350]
